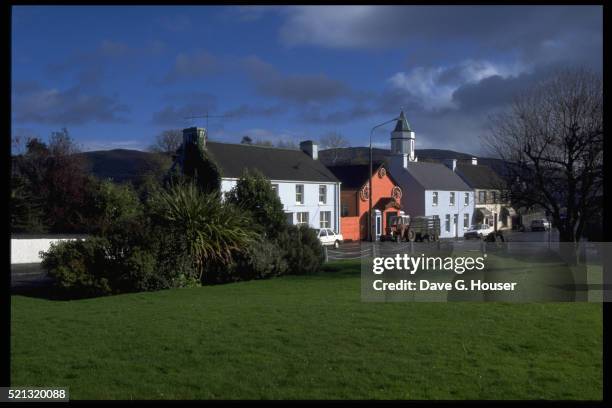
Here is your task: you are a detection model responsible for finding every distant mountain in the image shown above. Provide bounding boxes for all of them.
[77,149,172,184]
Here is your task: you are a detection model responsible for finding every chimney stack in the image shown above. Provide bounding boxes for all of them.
[300,140,318,160]
[471,157,478,165]
[182,127,207,150]
[443,158,457,172]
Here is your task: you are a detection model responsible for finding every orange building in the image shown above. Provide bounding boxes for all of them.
[328,163,403,241]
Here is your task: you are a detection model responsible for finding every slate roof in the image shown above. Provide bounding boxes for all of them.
[326,162,385,189]
[455,163,505,189]
[205,142,339,183]
[403,161,471,191]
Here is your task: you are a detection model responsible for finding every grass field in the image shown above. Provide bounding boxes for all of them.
[11,260,602,400]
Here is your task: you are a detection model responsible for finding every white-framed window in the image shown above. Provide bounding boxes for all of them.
[464,213,469,230]
[445,214,450,232]
[295,184,304,204]
[450,192,455,206]
[319,185,327,204]
[320,211,331,228]
[432,191,438,206]
[271,184,279,196]
[286,212,293,225]
[296,212,309,227]
[491,191,497,203]
[464,192,469,206]
[453,214,458,234]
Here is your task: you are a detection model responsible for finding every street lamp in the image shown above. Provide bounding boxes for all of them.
[368,116,400,242]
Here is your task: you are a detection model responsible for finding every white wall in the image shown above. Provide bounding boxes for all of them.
[221,178,340,232]
[425,190,474,238]
[11,236,87,264]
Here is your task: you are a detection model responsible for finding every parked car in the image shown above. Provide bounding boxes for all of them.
[316,228,344,248]
[464,224,495,240]
[530,219,551,231]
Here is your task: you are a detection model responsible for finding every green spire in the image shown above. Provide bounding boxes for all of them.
[394,111,412,132]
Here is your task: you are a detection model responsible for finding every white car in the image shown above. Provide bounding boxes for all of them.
[464,224,495,240]
[530,219,551,231]
[316,228,344,248]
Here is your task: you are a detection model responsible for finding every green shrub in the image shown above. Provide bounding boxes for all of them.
[278,226,325,275]
[147,181,259,284]
[41,238,113,297]
[224,169,287,239]
[208,239,288,283]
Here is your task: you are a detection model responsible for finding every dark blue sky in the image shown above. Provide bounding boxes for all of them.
[11,5,602,155]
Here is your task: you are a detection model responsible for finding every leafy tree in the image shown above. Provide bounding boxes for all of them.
[11,130,92,233]
[241,136,253,144]
[82,179,143,235]
[224,169,287,239]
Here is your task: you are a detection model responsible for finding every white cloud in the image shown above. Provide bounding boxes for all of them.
[387,60,526,111]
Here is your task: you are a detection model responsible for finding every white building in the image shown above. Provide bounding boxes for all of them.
[179,128,342,233]
[387,112,475,239]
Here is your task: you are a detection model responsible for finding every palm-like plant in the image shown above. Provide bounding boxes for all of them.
[149,182,258,282]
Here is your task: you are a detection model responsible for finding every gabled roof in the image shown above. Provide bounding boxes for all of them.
[403,161,471,191]
[205,142,339,183]
[326,161,392,190]
[393,111,412,132]
[455,163,505,189]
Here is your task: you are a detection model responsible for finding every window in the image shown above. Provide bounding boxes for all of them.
[271,184,279,196]
[296,212,309,227]
[295,184,304,204]
[464,213,469,230]
[320,211,331,229]
[318,229,327,237]
[491,191,497,203]
[286,212,293,225]
[432,191,439,206]
[478,191,486,204]
[341,204,349,217]
[445,214,451,232]
[453,214,458,234]
[464,192,469,206]
[319,185,327,204]
[450,192,455,206]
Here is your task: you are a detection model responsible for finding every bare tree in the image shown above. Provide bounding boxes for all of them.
[484,68,602,243]
[150,129,182,155]
[319,131,350,164]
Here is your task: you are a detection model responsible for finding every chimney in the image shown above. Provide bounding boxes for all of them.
[300,140,318,160]
[471,157,478,165]
[443,158,457,172]
[182,127,206,150]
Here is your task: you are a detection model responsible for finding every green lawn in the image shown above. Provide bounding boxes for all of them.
[11,260,602,400]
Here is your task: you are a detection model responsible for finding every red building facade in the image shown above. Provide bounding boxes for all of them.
[328,163,403,241]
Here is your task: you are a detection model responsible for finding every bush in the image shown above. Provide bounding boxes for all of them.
[278,226,325,275]
[208,239,288,283]
[83,179,142,235]
[41,238,113,297]
[147,181,259,284]
[224,169,287,239]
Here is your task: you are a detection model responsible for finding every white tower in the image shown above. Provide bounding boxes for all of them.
[390,111,417,168]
